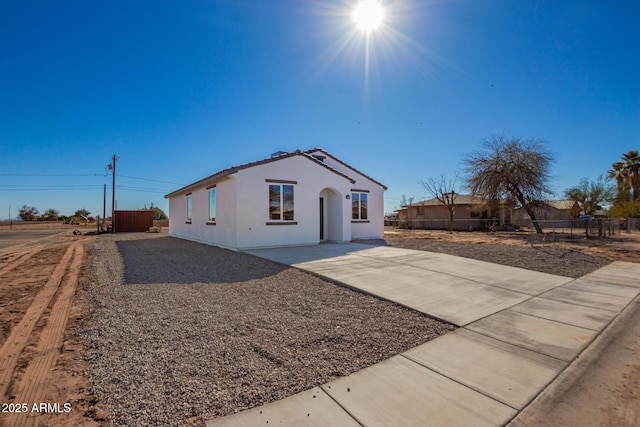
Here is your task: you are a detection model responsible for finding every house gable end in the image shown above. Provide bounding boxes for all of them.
[305,148,387,190]
[165,149,357,199]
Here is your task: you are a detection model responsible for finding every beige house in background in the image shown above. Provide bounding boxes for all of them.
[512,200,581,222]
[397,195,511,231]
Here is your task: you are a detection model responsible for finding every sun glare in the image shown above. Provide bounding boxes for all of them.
[353,0,384,32]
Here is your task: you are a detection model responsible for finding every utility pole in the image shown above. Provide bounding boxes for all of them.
[108,154,117,232]
[103,183,107,233]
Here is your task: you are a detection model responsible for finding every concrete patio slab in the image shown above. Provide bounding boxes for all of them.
[412,284,530,326]
[378,253,571,295]
[540,287,632,312]
[403,329,567,410]
[466,310,597,362]
[509,297,617,331]
[205,387,360,427]
[580,272,640,288]
[336,245,572,294]
[321,355,517,427]
[561,278,640,299]
[300,257,532,326]
[591,261,640,277]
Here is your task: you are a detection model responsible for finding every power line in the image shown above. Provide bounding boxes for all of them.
[0,173,105,177]
[117,186,171,194]
[117,174,186,186]
[0,184,103,188]
[0,187,103,191]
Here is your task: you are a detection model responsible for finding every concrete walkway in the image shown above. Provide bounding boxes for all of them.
[207,243,640,426]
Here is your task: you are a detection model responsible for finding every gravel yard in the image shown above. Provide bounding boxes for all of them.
[384,238,611,278]
[84,234,455,426]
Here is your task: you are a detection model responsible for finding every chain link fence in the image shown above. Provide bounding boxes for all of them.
[517,219,621,246]
[386,217,628,246]
[390,218,504,231]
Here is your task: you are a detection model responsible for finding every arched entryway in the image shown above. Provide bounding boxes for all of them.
[319,187,343,242]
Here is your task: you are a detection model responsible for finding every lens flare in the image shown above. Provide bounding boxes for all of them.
[353,0,384,32]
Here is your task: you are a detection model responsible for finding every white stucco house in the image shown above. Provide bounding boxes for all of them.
[164,148,387,250]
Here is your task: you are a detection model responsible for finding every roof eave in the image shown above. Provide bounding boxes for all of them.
[305,148,388,190]
[164,169,236,199]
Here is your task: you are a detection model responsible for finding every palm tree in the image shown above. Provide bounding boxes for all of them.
[608,161,631,202]
[622,150,640,201]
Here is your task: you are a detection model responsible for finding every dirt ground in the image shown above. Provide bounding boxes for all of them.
[384,227,640,263]
[1,223,638,426]
[0,228,101,427]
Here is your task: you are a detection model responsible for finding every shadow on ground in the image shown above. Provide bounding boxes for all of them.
[116,236,288,284]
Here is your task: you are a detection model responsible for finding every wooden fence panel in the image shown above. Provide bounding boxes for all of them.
[114,210,154,232]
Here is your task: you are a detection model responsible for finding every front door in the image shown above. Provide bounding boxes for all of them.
[319,197,324,240]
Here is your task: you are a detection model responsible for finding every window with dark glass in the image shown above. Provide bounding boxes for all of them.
[269,184,294,221]
[352,192,368,220]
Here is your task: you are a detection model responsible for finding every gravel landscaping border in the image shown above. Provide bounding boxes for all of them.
[83,234,455,426]
[383,238,611,278]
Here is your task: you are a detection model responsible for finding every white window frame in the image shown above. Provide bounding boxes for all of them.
[208,187,216,222]
[268,183,295,222]
[186,193,192,222]
[352,191,368,221]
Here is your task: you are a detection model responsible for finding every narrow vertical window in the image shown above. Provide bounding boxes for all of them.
[186,194,192,222]
[352,192,368,220]
[360,193,368,220]
[209,188,216,222]
[352,193,360,220]
[269,185,281,220]
[282,185,294,220]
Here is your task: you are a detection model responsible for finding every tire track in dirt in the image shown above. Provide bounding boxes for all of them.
[0,247,44,277]
[0,244,75,399]
[4,245,84,427]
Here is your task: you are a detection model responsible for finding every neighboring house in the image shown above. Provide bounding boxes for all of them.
[164,148,386,250]
[512,200,581,222]
[396,195,511,231]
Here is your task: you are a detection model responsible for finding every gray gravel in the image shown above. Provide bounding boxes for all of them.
[83,234,455,426]
[384,238,611,278]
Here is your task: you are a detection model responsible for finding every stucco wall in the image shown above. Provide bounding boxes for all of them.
[167,151,385,249]
[168,177,238,249]
[311,151,385,240]
[234,155,353,249]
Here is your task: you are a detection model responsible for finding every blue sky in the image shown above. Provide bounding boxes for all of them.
[1,0,638,218]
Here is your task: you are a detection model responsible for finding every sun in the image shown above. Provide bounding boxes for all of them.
[353,0,384,32]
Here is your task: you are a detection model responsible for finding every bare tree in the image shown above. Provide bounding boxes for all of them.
[421,173,459,233]
[399,195,415,229]
[464,135,554,234]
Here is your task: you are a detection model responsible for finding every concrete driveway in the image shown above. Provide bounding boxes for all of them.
[207,243,640,426]
[245,242,573,326]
